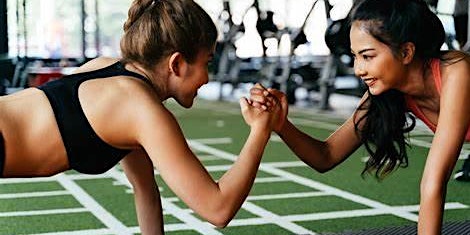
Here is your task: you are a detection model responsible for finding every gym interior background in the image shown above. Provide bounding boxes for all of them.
[0,0,458,108]
[0,1,470,235]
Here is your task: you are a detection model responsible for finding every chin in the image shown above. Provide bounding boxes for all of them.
[177,99,194,109]
[368,86,386,96]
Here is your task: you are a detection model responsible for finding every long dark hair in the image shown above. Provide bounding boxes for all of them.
[349,0,445,178]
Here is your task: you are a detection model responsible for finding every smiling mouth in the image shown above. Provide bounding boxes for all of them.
[362,78,377,86]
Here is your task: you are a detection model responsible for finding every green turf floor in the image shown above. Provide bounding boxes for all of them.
[0,98,468,234]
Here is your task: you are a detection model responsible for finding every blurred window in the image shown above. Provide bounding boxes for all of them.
[7,0,358,59]
[7,0,132,59]
[96,0,133,57]
[7,0,82,58]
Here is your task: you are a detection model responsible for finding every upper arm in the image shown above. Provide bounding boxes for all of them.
[292,97,363,171]
[324,114,363,165]
[324,94,366,166]
[121,149,156,189]
[422,60,470,184]
[129,98,218,212]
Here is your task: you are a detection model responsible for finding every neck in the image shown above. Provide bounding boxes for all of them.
[125,62,169,101]
[396,58,435,99]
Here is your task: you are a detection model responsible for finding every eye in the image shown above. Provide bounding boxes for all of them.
[362,54,372,60]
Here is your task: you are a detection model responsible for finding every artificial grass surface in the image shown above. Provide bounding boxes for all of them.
[0,99,469,234]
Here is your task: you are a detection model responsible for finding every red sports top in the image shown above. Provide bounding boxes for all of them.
[406,58,470,141]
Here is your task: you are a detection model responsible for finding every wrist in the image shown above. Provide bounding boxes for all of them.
[250,124,271,137]
[276,119,290,136]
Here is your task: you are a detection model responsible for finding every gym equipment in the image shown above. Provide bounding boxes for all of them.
[212,0,363,109]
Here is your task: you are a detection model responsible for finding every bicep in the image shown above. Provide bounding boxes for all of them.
[121,149,156,189]
[325,93,367,165]
[325,115,363,165]
[133,105,218,208]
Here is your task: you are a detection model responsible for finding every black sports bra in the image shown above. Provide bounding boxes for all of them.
[39,61,151,174]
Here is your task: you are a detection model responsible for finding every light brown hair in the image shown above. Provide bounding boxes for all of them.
[120,0,217,70]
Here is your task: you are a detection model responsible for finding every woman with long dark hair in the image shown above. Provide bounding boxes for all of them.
[250,0,470,233]
[0,0,280,233]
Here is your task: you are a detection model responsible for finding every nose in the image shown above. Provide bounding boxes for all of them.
[354,60,367,77]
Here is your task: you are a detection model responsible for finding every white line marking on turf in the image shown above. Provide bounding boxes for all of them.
[283,202,468,222]
[188,140,420,224]
[0,177,59,184]
[123,224,193,233]
[106,168,223,235]
[197,155,222,161]
[261,166,420,222]
[262,161,308,168]
[413,202,468,211]
[54,174,131,235]
[190,137,232,145]
[0,208,87,217]
[0,174,112,183]
[142,202,469,229]
[0,190,70,199]
[228,217,269,226]
[247,191,330,201]
[253,177,288,183]
[241,202,316,234]
[30,202,467,234]
[164,191,331,204]
[290,118,341,131]
[189,140,316,234]
[4,135,465,234]
[160,200,224,235]
[30,228,112,235]
[153,161,308,175]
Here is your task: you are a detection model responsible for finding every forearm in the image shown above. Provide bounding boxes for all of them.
[217,127,271,217]
[418,182,446,234]
[277,120,332,172]
[134,184,164,235]
[120,151,164,235]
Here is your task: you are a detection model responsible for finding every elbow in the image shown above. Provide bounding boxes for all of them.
[313,158,335,173]
[315,166,332,174]
[203,199,236,228]
[306,144,338,174]
[206,209,233,228]
[210,218,230,229]
[309,155,336,174]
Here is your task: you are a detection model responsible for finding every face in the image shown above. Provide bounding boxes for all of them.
[350,21,405,95]
[174,49,214,108]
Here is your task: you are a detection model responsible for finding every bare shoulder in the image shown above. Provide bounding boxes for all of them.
[73,57,119,74]
[439,51,470,101]
[124,88,181,147]
[81,73,171,148]
[440,51,470,82]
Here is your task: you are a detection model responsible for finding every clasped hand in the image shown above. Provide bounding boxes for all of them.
[239,83,288,132]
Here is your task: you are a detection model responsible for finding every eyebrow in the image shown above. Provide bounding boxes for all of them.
[352,48,375,55]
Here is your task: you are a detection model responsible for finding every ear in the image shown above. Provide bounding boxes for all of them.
[168,52,187,77]
[400,42,415,65]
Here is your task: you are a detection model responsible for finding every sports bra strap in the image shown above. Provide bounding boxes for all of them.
[115,61,153,87]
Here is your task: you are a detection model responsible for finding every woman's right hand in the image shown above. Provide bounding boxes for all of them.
[239,96,274,131]
[249,83,288,132]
